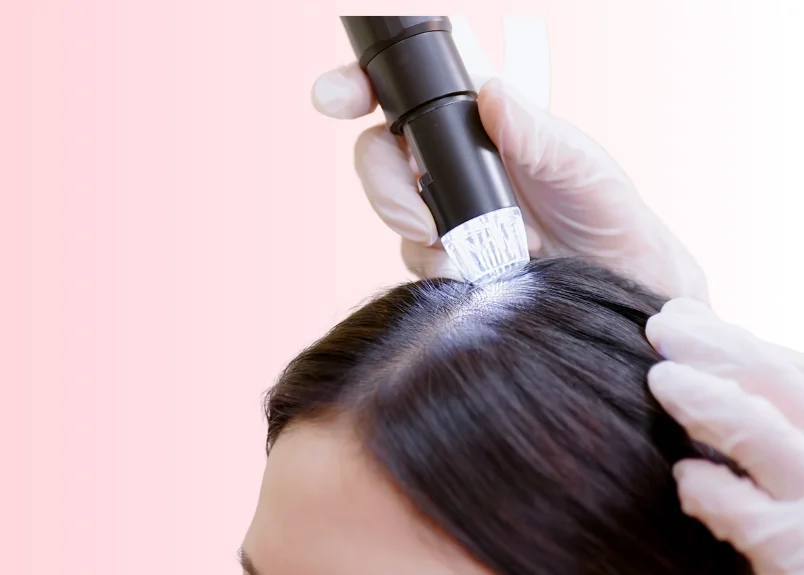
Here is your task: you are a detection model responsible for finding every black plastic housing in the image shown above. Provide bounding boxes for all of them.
[341,16,519,236]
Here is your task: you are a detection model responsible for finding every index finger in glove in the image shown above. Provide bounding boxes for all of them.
[354,125,439,246]
[647,299,804,429]
[674,459,804,574]
[400,238,461,281]
[652,299,804,373]
[311,62,377,119]
[649,361,804,500]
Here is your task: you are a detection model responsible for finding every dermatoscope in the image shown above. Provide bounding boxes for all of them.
[341,16,530,284]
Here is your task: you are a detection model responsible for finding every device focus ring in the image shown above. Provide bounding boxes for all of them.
[363,31,475,133]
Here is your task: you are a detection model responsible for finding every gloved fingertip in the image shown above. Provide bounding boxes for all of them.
[661,297,716,318]
[673,460,731,507]
[470,74,494,92]
[479,76,504,97]
[311,63,376,119]
[479,76,527,103]
[672,459,707,483]
[524,225,542,255]
[650,360,739,407]
[645,309,702,357]
[429,263,463,282]
[477,78,519,157]
[647,360,681,386]
[647,361,698,402]
[401,239,460,280]
[647,302,742,364]
[672,461,752,522]
[394,216,439,246]
[645,313,671,354]
[354,124,403,166]
[371,196,438,246]
[428,227,440,247]
[674,459,770,516]
[477,76,553,169]
[311,72,348,116]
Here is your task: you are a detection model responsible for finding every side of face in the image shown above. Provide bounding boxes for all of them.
[241,419,492,575]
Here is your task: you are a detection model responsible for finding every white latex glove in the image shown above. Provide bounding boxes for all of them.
[311,64,709,301]
[647,298,804,574]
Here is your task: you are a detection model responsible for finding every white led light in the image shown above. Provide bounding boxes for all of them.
[441,207,529,285]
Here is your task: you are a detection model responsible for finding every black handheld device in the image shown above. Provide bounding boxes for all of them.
[341,17,529,284]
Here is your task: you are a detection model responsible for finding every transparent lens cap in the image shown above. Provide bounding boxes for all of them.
[441,207,530,284]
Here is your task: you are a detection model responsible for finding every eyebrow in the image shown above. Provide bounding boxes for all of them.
[238,546,260,575]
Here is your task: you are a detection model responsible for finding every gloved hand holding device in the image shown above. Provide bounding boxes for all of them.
[312,48,804,574]
[648,298,804,575]
[311,64,709,301]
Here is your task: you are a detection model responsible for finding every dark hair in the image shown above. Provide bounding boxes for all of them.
[265,257,751,575]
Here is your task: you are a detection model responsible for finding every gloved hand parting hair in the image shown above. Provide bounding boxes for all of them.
[311,64,709,302]
[647,298,804,574]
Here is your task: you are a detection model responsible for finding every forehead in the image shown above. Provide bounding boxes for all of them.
[242,420,490,575]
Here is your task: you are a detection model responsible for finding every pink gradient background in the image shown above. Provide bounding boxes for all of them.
[2,2,803,574]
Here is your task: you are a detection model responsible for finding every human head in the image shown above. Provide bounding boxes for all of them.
[241,257,750,574]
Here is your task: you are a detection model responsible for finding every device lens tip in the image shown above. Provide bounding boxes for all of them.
[441,207,529,285]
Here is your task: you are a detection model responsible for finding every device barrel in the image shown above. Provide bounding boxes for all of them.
[340,16,518,237]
